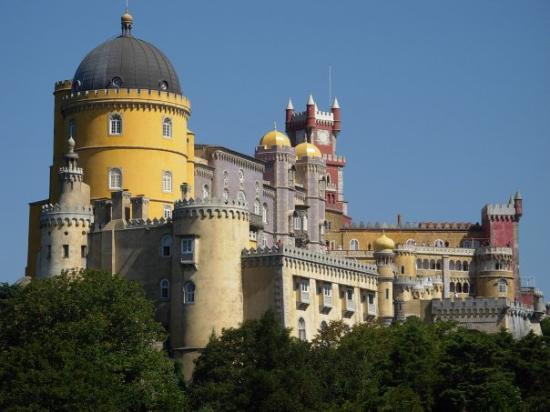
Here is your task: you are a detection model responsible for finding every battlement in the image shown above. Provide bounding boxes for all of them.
[322,154,346,164]
[126,217,172,228]
[60,87,191,115]
[55,80,73,91]
[173,197,249,220]
[343,221,480,231]
[40,203,94,227]
[432,297,534,318]
[484,202,516,217]
[242,245,378,273]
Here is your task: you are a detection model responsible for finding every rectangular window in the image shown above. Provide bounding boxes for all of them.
[368,294,374,305]
[163,205,172,219]
[181,238,193,254]
[63,245,69,258]
[323,284,332,297]
[81,245,87,258]
[300,280,309,292]
[346,289,354,301]
[385,288,389,300]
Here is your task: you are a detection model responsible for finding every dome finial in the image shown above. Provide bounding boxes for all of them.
[121,3,133,37]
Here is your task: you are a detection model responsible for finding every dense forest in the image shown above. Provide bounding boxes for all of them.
[1,271,549,411]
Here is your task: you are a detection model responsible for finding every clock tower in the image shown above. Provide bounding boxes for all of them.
[285,95,350,226]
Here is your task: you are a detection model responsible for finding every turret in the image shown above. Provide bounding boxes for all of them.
[285,98,294,125]
[38,137,93,278]
[514,191,523,218]
[374,234,396,325]
[475,247,515,300]
[306,94,316,136]
[331,97,341,137]
[170,196,250,378]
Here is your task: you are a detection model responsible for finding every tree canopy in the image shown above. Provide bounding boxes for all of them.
[0,271,186,412]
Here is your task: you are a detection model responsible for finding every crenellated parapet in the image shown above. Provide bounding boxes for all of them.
[60,87,191,117]
[173,197,249,221]
[125,217,172,228]
[40,204,94,228]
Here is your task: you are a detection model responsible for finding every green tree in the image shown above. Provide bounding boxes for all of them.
[540,317,550,337]
[0,270,186,412]
[189,311,322,412]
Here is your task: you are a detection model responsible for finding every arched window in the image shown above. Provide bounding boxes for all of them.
[350,239,359,251]
[160,279,170,299]
[463,283,469,294]
[406,239,416,246]
[326,174,331,184]
[262,203,268,223]
[109,114,122,135]
[430,259,436,270]
[436,259,442,270]
[456,283,462,293]
[302,215,308,231]
[254,200,260,215]
[255,181,261,198]
[68,119,76,138]
[163,205,172,219]
[160,235,172,257]
[109,168,122,190]
[434,239,445,248]
[416,259,422,269]
[456,261,462,271]
[162,117,172,137]
[498,279,507,294]
[423,259,429,269]
[183,282,195,304]
[294,215,301,230]
[237,191,246,203]
[367,243,372,251]
[320,321,328,331]
[495,261,502,270]
[202,184,209,200]
[238,169,244,186]
[298,318,306,341]
[449,260,455,271]
[401,266,405,274]
[463,261,469,271]
[449,282,455,293]
[223,189,229,202]
[162,171,172,193]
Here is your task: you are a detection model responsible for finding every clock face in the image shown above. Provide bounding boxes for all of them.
[317,129,330,145]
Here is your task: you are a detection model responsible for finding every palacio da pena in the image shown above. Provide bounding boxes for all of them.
[25,11,545,375]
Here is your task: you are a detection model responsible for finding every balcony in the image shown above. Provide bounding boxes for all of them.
[249,213,264,230]
[180,252,195,265]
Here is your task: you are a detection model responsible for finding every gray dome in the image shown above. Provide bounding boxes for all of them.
[72,35,182,94]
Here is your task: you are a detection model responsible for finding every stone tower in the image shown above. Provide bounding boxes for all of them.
[255,130,296,246]
[374,234,396,325]
[285,95,348,218]
[38,137,94,278]
[170,190,250,378]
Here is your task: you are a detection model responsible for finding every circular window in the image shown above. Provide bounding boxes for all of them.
[111,77,123,88]
[159,81,168,91]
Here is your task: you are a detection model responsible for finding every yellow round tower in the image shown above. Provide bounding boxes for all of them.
[50,11,194,218]
[374,233,396,325]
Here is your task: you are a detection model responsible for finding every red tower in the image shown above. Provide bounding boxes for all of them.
[285,95,349,221]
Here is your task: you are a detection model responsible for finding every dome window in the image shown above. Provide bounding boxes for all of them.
[111,76,123,88]
[73,79,82,90]
[159,81,168,91]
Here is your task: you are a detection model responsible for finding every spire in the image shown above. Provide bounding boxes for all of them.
[307,94,315,105]
[286,98,294,110]
[514,191,522,200]
[121,8,133,36]
[332,97,340,109]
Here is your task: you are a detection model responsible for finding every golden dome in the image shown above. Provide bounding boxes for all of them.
[295,142,322,158]
[121,12,133,23]
[374,233,395,252]
[260,130,291,148]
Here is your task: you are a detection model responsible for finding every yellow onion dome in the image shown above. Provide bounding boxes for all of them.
[295,142,322,158]
[374,233,395,252]
[259,130,291,148]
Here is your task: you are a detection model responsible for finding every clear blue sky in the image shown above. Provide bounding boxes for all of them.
[0,1,548,296]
